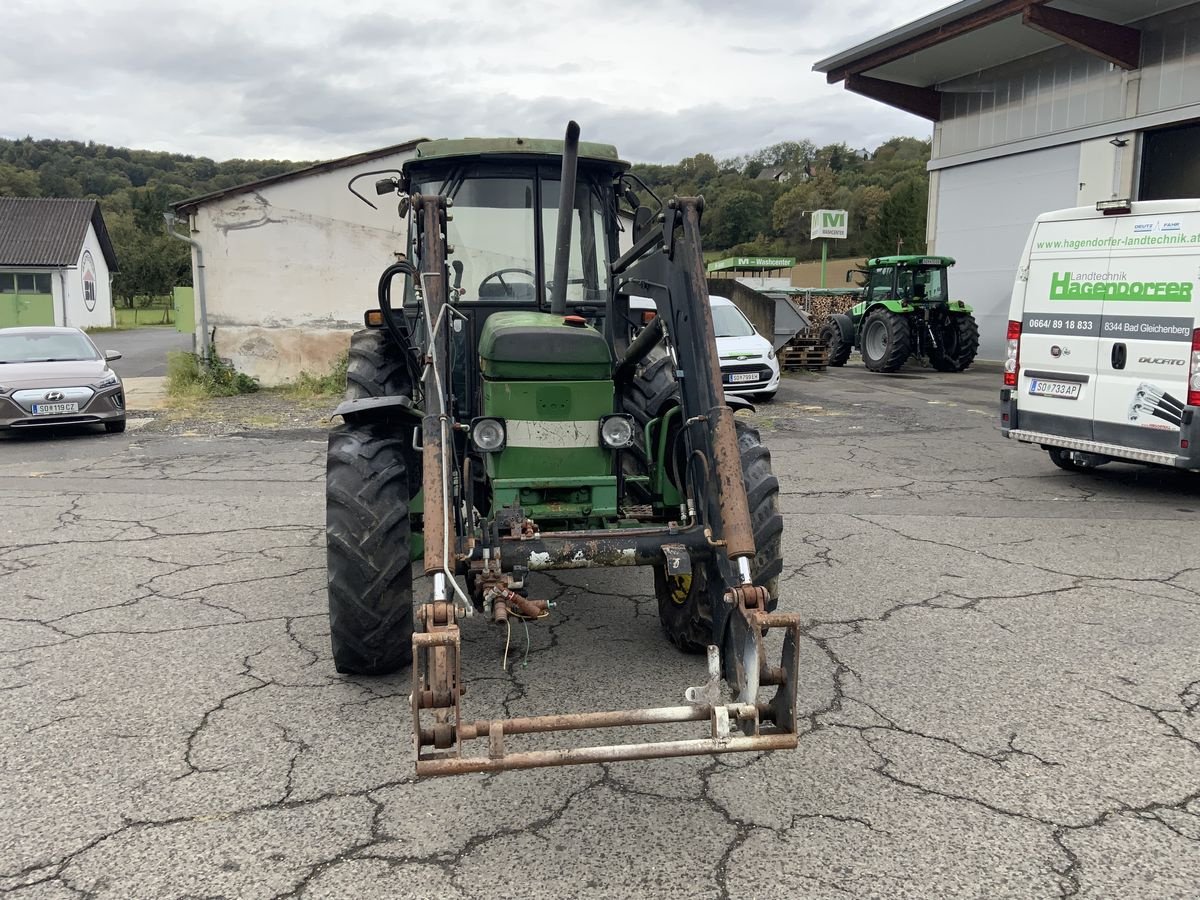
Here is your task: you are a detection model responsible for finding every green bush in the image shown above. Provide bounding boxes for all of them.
[283,352,348,399]
[167,348,259,398]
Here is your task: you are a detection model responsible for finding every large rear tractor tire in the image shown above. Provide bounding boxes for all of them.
[656,421,783,652]
[820,321,852,367]
[326,424,414,675]
[930,314,981,372]
[860,310,912,373]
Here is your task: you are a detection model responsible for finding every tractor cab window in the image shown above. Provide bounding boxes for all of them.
[540,178,610,305]
[414,166,612,307]
[868,266,894,300]
[442,176,538,302]
[899,266,947,303]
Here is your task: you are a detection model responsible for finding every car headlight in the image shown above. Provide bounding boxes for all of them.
[599,414,635,449]
[94,373,119,389]
[471,417,506,453]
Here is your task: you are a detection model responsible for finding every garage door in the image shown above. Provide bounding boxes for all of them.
[934,145,1080,360]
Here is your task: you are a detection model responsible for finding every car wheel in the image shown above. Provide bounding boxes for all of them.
[105,419,127,434]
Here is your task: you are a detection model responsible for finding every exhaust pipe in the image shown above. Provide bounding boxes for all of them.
[550,120,581,316]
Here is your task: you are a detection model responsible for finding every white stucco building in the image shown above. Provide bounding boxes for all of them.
[0,198,117,330]
[173,139,425,383]
[816,0,1200,359]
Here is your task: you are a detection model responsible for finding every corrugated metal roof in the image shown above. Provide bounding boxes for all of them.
[173,138,427,213]
[0,198,119,272]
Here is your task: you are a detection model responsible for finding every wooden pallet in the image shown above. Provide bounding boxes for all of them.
[779,344,829,372]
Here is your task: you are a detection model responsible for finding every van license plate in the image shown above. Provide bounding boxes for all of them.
[32,402,80,415]
[729,373,758,384]
[1028,379,1080,399]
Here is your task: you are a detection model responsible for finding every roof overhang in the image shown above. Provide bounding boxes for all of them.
[813,1,1190,121]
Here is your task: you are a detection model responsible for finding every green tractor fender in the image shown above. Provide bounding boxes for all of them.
[946,300,974,313]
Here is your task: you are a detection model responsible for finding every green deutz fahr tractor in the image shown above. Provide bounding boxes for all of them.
[821,255,980,373]
[327,123,800,776]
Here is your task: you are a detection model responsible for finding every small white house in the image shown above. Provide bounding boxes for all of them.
[173,140,426,384]
[0,198,117,330]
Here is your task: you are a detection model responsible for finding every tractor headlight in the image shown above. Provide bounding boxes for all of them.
[599,414,635,449]
[471,417,506,453]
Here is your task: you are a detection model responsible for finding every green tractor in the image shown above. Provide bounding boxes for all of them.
[821,255,979,373]
[327,123,800,776]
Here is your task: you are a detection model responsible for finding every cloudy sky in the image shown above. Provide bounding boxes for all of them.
[1,0,950,165]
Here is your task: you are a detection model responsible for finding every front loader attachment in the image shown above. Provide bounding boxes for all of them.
[412,586,801,776]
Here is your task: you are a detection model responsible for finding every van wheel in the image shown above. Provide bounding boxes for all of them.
[1047,448,1085,471]
[930,314,980,372]
[860,310,911,373]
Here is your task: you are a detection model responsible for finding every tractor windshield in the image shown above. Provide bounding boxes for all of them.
[899,266,947,303]
[417,167,611,306]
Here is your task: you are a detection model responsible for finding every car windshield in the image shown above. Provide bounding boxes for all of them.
[0,332,99,363]
[711,305,755,338]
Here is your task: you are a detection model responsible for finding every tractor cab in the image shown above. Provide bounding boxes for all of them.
[861,255,954,307]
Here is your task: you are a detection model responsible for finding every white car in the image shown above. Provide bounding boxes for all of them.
[630,296,781,402]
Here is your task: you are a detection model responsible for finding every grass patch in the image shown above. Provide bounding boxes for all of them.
[167,350,260,398]
[281,352,349,399]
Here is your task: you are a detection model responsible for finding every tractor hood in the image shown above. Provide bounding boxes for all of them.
[479,311,612,381]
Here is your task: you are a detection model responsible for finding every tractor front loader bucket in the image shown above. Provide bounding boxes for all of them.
[411,588,801,776]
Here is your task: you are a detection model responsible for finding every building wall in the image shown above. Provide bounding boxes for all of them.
[932,145,1080,359]
[62,223,114,329]
[187,153,414,384]
[926,3,1200,359]
[937,5,1200,160]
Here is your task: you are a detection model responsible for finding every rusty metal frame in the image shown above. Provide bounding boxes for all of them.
[412,591,801,777]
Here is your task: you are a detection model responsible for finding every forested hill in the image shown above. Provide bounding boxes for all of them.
[0,137,312,304]
[0,134,931,302]
[631,137,931,263]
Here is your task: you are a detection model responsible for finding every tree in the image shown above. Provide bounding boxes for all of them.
[869,178,928,257]
[709,190,765,251]
[770,183,820,249]
[0,163,39,196]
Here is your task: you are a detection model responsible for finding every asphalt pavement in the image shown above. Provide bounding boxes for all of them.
[100,327,194,378]
[0,360,1198,899]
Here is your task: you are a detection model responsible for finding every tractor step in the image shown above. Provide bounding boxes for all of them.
[410,590,801,776]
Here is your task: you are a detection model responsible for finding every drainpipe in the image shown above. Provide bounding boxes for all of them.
[163,212,210,358]
[57,270,68,326]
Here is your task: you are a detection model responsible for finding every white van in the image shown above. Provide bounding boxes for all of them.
[1001,199,1200,471]
[629,296,781,401]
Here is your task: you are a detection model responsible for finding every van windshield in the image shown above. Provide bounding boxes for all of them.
[712,305,755,338]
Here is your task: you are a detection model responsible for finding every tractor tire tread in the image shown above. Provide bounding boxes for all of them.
[861,310,912,373]
[326,423,414,675]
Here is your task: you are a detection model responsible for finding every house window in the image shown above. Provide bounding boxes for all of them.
[0,273,52,293]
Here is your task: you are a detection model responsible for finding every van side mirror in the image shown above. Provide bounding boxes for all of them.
[104,350,122,361]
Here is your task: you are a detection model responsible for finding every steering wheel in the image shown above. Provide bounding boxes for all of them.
[478,267,535,296]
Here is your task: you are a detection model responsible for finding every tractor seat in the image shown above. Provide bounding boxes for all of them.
[477,282,537,301]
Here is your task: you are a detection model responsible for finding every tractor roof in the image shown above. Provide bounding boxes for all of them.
[407,137,628,170]
[868,255,956,267]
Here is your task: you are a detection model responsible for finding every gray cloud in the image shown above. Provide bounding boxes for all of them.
[1,0,941,164]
